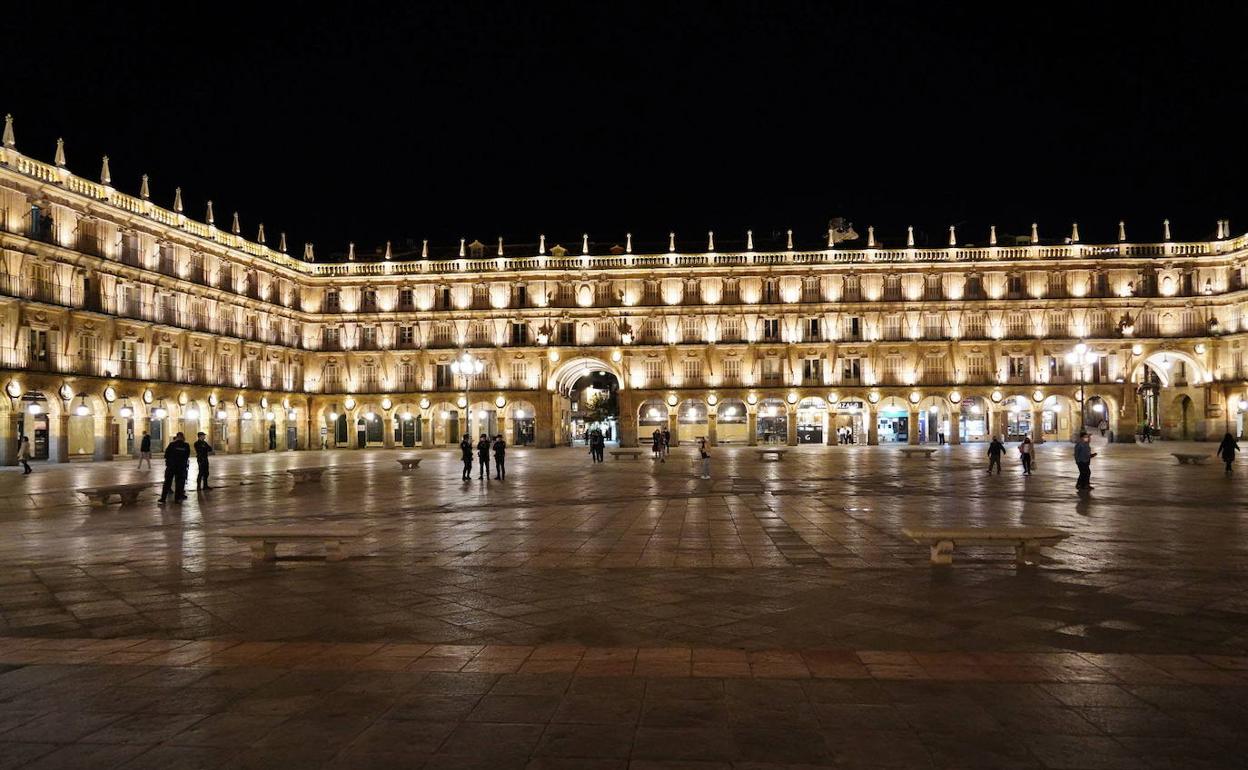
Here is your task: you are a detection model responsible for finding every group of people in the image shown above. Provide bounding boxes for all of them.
[650,427,671,461]
[460,433,506,480]
[985,435,1037,476]
[147,431,215,503]
[586,428,606,462]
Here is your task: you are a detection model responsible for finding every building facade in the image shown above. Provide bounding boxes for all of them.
[2,120,1247,462]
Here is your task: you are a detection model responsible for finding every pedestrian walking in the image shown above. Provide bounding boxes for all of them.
[16,435,32,474]
[1074,431,1097,490]
[193,432,213,490]
[460,435,473,481]
[492,434,506,480]
[1098,419,1108,438]
[652,428,664,462]
[987,436,1005,475]
[698,436,711,479]
[138,431,152,469]
[158,431,191,503]
[661,427,671,457]
[476,434,491,479]
[1019,436,1035,476]
[1217,432,1240,476]
[1140,422,1153,443]
[589,428,605,462]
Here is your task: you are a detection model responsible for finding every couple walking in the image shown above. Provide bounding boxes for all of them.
[461,434,506,480]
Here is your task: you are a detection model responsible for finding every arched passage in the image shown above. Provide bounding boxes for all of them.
[875,396,910,443]
[715,398,749,444]
[959,396,989,442]
[796,397,827,444]
[677,398,708,443]
[756,398,788,444]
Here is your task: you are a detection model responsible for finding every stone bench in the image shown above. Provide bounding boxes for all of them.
[78,483,154,507]
[610,450,643,460]
[1171,453,1211,465]
[899,448,938,459]
[901,526,1070,566]
[395,457,422,470]
[222,525,367,562]
[286,467,331,483]
[755,449,788,461]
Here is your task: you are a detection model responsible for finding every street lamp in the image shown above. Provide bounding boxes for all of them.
[450,352,485,439]
[1065,342,1099,429]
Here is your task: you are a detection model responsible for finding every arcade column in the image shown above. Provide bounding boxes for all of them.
[1031,410,1044,443]
[949,405,962,445]
[706,413,718,446]
[533,397,555,448]
[382,416,395,449]
[0,411,21,465]
[747,411,758,446]
[667,410,680,447]
[47,414,70,463]
[617,391,639,447]
[907,409,920,445]
[867,414,879,446]
[1117,384,1139,443]
[826,408,840,445]
[93,414,113,461]
[786,410,798,446]
[421,415,433,448]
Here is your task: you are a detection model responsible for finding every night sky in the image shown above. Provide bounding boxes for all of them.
[6,3,1244,257]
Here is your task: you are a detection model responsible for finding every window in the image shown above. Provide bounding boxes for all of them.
[806,318,820,341]
[922,354,945,384]
[156,346,174,380]
[436,364,453,387]
[884,275,902,301]
[360,326,377,350]
[965,274,984,299]
[682,359,703,385]
[966,356,989,380]
[322,327,340,349]
[325,290,341,312]
[802,358,820,382]
[763,318,781,341]
[398,326,414,347]
[1009,356,1030,380]
[510,362,528,385]
[27,329,50,368]
[322,363,340,391]
[516,285,527,307]
[1007,312,1028,338]
[923,314,943,339]
[845,316,862,341]
[189,349,205,382]
[397,363,414,389]
[360,363,379,391]
[399,288,414,310]
[682,317,701,343]
[361,289,378,312]
[558,321,575,345]
[643,317,662,343]
[841,357,861,383]
[843,275,861,302]
[645,359,664,383]
[77,334,99,373]
[1008,274,1024,296]
[882,356,904,385]
[963,313,985,339]
[721,317,741,342]
[763,280,777,303]
[643,281,660,304]
[118,341,138,377]
[884,314,902,341]
[433,323,453,345]
[439,287,452,309]
[762,358,782,384]
[510,323,529,345]
[1048,311,1068,338]
[722,358,741,383]
[925,274,943,300]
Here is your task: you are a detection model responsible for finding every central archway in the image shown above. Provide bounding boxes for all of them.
[548,356,624,394]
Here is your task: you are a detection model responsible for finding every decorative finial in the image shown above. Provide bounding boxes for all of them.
[303,242,314,261]
[948,225,957,246]
[786,229,793,250]
[866,226,876,248]
[54,137,66,167]
[582,234,589,255]
[2,114,14,148]
[348,242,356,261]
[1030,222,1039,244]
[139,174,150,200]
[1163,218,1171,241]
[257,223,266,244]
[205,200,215,226]
[1118,220,1126,242]
[231,211,241,235]
[625,233,632,253]
[100,156,111,185]
[497,236,504,257]
[707,231,714,251]
[989,225,997,245]
[669,232,675,252]
[421,239,428,258]
[538,234,545,255]
[279,232,287,253]
[1070,222,1079,243]
[1216,219,1224,240]
[173,187,183,212]
[746,230,753,250]
[827,227,834,248]
[459,238,465,257]
[906,226,914,247]
[385,241,392,260]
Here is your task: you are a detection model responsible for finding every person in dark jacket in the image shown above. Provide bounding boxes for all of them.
[193,432,213,490]
[492,434,506,480]
[476,434,491,480]
[589,428,605,463]
[987,436,1005,475]
[1217,432,1240,476]
[652,428,664,462]
[159,432,191,503]
[1074,432,1097,490]
[138,431,152,469]
[460,435,473,481]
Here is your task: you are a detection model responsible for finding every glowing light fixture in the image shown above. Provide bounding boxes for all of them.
[5,380,22,398]
[216,409,228,420]
[185,407,200,420]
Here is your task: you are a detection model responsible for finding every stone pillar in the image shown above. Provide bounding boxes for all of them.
[747,411,758,446]
[907,409,920,445]
[868,412,880,445]
[617,391,638,447]
[826,410,839,445]
[230,418,243,453]
[382,416,395,449]
[1116,385,1139,443]
[707,413,718,446]
[667,410,680,446]
[786,410,798,446]
[1031,410,1044,443]
[0,411,21,465]
[533,397,555,448]
[47,414,70,463]
[421,416,432,448]
[93,415,113,461]
[949,405,961,445]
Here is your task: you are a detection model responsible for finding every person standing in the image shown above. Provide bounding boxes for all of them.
[1018,436,1035,476]
[460,435,473,481]
[1217,432,1240,476]
[1074,432,1097,490]
[987,436,1005,475]
[138,431,152,469]
[590,428,605,463]
[652,428,664,462]
[158,432,191,503]
[476,434,491,480]
[16,435,32,474]
[193,432,213,490]
[698,436,711,480]
[492,434,506,480]
[662,427,671,457]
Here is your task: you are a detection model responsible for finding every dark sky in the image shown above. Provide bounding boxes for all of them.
[6,2,1245,257]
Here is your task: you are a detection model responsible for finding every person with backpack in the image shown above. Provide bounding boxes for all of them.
[1217,432,1240,477]
[987,436,1005,475]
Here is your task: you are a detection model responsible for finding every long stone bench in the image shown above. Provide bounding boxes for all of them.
[78,483,154,507]
[901,526,1070,566]
[1171,453,1211,465]
[286,467,331,483]
[754,449,788,461]
[610,450,643,460]
[899,448,938,459]
[222,525,367,562]
[395,457,422,470]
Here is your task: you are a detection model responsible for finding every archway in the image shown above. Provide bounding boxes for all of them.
[567,367,620,445]
[915,396,950,444]
[1001,395,1032,441]
[1173,394,1195,440]
[467,400,499,442]
[1132,351,1204,388]
[430,401,461,446]
[875,396,909,443]
[505,400,537,446]
[796,397,827,444]
[677,398,708,443]
[715,398,748,444]
[959,396,989,442]
[756,398,788,444]
[831,395,869,445]
[393,402,423,447]
[638,399,668,445]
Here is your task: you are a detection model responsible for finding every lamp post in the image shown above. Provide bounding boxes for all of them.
[450,352,484,440]
[1065,342,1099,430]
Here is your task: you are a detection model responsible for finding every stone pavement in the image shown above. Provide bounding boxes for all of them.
[0,439,1244,767]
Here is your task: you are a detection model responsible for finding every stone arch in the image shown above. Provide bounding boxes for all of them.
[756,397,788,443]
[714,397,749,443]
[875,396,910,443]
[429,400,462,446]
[1170,392,1196,440]
[915,395,950,444]
[1131,350,1205,388]
[505,399,538,446]
[637,399,668,440]
[795,397,828,444]
[548,355,624,394]
[676,398,709,443]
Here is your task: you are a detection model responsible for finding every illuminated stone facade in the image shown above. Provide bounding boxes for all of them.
[2,118,1246,461]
